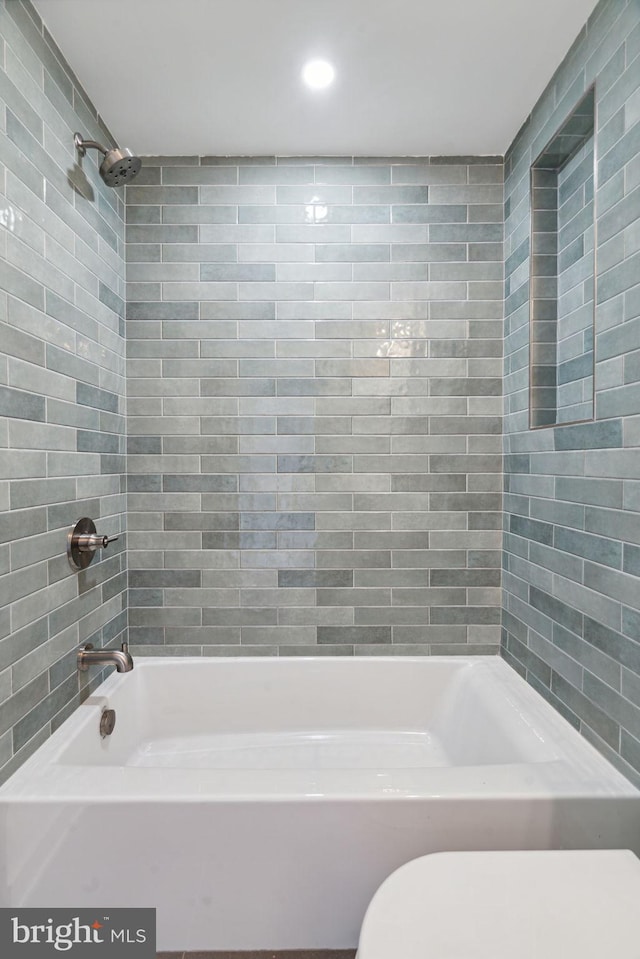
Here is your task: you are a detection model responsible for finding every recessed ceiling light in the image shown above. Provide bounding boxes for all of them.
[302,59,335,90]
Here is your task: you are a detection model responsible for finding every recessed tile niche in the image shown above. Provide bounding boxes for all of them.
[529,86,596,428]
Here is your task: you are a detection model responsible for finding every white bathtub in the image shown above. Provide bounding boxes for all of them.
[0,656,638,951]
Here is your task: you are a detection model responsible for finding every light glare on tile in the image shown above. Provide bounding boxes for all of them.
[302,59,335,90]
[305,195,328,222]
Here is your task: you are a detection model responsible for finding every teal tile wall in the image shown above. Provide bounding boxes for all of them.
[503,0,640,786]
[125,157,504,657]
[0,0,126,785]
[4,0,640,789]
[556,137,595,422]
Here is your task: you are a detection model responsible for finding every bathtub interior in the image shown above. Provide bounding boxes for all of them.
[53,658,557,770]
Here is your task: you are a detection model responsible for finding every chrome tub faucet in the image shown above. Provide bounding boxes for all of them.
[77,642,134,673]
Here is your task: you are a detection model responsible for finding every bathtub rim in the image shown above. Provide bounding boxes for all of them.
[0,655,637,802]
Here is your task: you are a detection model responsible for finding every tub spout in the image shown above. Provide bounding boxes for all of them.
[77,642,134,673]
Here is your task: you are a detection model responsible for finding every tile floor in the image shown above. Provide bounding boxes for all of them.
[157,952,357,958]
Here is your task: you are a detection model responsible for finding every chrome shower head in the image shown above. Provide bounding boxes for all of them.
[74,132,142,187]
[98,146,142,187]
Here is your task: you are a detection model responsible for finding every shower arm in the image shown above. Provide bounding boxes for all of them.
[74,132,109,157]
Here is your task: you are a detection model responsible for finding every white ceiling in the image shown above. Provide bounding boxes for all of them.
[34,0,599,157]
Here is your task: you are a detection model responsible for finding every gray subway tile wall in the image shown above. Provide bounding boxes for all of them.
[504,0,640,785]
[3,0,640,789]
[125,156,504,658]
[0,0,126,784]
[556,135,595,423]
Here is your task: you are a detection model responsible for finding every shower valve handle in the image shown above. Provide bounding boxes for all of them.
[67,518,120,572]
[74,532,119,552]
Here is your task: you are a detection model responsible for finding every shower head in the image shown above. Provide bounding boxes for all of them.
[74,132,142,187]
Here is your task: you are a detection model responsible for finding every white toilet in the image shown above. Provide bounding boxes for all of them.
[357,849,640,959]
